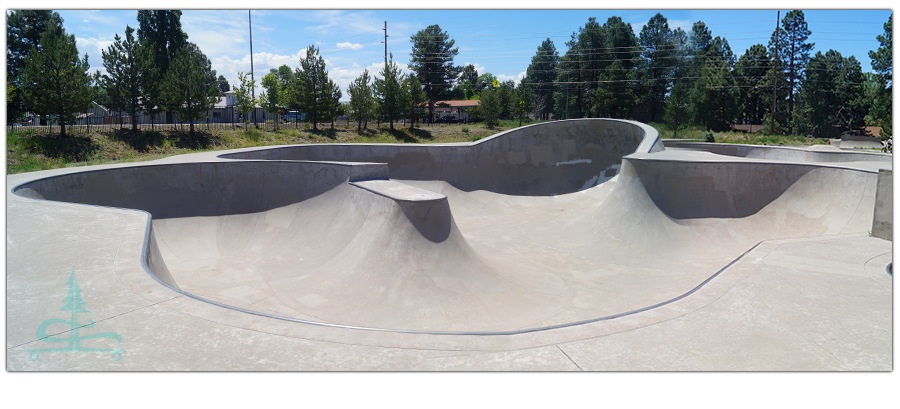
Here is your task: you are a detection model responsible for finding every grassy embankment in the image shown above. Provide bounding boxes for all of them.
[5,119,535,174]
[650,122,832,146]
[8,119,833,175]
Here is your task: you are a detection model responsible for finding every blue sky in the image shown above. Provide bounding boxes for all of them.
[30,5,894,101]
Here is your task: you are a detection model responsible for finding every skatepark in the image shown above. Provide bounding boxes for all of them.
[6,118,892,370]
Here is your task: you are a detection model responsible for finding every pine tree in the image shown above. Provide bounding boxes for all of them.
[868,14,892,137]
[100,26,144,131]
[7,10,64,120]
[20,23,93,137]
[217,75,230,94]
[525,38,558,120]
[348,69,375,133]
[137,10,188,124]
[374,53,404,131]
[401,74,427,131]
[735,44,771,124]
[160,43,219,134]
[480,86,501,129]
[291,45,332,130]
[770,10,815,134]
[638,13,676,122]
[409,25,460,123]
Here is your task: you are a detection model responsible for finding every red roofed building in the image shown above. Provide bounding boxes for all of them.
[426,100,480,123]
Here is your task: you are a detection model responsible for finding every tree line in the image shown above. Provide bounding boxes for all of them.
[7,10,225,135]
[8,10,892,138]
[512,11,892,138]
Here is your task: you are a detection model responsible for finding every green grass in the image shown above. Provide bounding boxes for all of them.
[649,122,830,146]
[6,122,500,174]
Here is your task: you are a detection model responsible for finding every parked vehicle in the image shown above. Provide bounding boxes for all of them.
[282,111,305,122]
[436,115,459,124]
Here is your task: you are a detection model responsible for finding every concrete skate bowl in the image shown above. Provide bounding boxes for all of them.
[10,118,883,335]
[219,118,664,196]
[662,141,891,163]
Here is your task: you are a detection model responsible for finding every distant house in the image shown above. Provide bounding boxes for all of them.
[208,90,276,123]
[731,124,765,133]
[424,100,480,122]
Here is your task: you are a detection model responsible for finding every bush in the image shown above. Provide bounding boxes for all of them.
[470,134,482,142]
[461,126,469,133]
[704,130,715,143]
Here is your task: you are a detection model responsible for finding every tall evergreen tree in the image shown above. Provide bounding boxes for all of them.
[796,50,867,137]
[401,75,427,131]
[409,24,460,122]
[735,44,771,124]
[525,38,558,120]
[457,63,479,99]
[769,10,814,134]
[217,75,230,94]
[513,81,535,126]
[20,23,93,137]
[348,69,375,132]
[374,53,404,131]
[137,10,188,123]
[100,26,144,130]
[290,45,333,130]
[594,16,641,119]
[638,13,676,122]
[160,43,219,134]
[7,10,64,120]
[480,86,501,129]
[325,79,342,130]
[868,14,892,137]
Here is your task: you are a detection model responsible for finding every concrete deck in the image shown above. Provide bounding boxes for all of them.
[6,119,892,370]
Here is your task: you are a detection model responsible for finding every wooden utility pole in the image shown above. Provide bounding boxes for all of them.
[383,21,388,66]
[771,11,779,135]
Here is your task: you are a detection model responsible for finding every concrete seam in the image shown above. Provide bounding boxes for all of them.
[7,297,180,351]
[556,345,583,371]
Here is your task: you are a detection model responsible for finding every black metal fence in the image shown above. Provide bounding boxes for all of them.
[6,107,362,135]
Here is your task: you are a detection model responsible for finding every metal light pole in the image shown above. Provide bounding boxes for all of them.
[249,10,256,127]
[565,71,570,120]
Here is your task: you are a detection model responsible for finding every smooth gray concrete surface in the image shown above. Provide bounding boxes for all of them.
[873,169,893,241]
[6,119,892,370]
[662,141,891,163]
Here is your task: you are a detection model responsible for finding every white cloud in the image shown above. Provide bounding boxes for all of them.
[75,37,114,74]
[497,71,527,85]
[181,10,249,60]
[463,62,486,75]
[83,19,89,23]
[337,42,363,50]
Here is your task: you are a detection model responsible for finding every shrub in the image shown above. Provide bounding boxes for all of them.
[461,126,469,133]
[470,134,482,142]
[704,130,715,143]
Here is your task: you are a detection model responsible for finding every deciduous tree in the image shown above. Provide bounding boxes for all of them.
[233,71,256,129]
[259,73,283,131]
